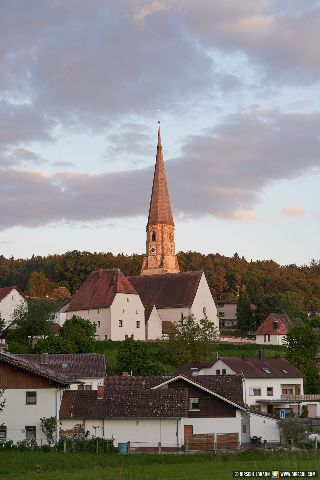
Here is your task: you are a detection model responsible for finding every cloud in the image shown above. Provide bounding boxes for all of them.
[282,205,303,216]
[52,161,76,169]
[0,108,319,230]
[105,123,154,160]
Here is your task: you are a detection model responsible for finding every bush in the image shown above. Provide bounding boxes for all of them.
[56,437,115,453]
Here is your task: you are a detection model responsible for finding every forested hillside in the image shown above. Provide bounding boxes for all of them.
[0,250,319,323]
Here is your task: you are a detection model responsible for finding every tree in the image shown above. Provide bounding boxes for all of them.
[7,299,57,351]
[117,337,148,375]
[40,416,58,445]
[34,316,96,354]
[284,321,320,393]
[279,417,306,447]
[236,287,255,334]
[168,315,219,366]
[27,271,55,298]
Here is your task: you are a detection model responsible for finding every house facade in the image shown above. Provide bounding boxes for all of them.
[255,313,293,345]
[128,271,219,336]
[215,300,238,330]
[0,351,69,443]
[66,269,146,341]
[0,286,27,330]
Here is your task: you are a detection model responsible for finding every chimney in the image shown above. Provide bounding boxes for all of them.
[122,371,129,377]
[97,385,105,399]
[259,350,264,361]
[190,368,199,377]
[40,353,49,365]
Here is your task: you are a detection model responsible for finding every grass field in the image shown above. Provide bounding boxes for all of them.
[0,450,318,480]
[94,340,285,375]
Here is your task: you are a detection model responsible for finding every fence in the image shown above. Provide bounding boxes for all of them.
[186,433,239,452]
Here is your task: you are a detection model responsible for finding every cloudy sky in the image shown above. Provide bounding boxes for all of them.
[1,0,320,265]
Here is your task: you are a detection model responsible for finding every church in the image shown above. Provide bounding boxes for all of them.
[65,128,219,340]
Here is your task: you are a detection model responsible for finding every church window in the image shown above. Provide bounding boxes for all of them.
[152,231,156,241]
[97,321,100,328]
[119,320,123,327]
[203,307,207,315]
[136,321,140,328]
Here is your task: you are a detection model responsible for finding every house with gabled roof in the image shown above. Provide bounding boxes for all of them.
[66,269,146,341]
[128,271,219,335]
[0,351,70,443]
[255,313,293,345]
[0,286,27,331]
[17,353,106,390]
[60,373,252,450]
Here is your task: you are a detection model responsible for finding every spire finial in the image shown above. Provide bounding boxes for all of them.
[157,109,161,146]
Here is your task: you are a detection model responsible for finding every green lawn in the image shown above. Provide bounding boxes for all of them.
[0,450,318,480]
[95,340,285,375]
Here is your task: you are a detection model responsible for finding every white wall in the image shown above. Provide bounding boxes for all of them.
[0,289,27,329]
[256,334,286,346]
[68,377,104,391]
[249,413,280,443]
[202,359,236,376]
[146,306,162,340]
[110,293,145,341]
[60,418,179,447]
[191,273,219,332]
[1,388,60,443]
[66,307,111,341]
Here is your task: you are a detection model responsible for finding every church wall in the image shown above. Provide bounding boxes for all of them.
[190,273,219,332]
[146,306,162,340]
[156,307,190,323]
[110,293,145,341]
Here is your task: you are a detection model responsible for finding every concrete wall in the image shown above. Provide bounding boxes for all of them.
[190,273,219,331]
[1,388,60,443]
[146,306,162,340]
[249,413,280,443]
[0,289,27,329]
[256,334,286,346]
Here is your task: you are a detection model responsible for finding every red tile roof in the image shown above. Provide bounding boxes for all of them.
[0,286,25,301]
[128,271,202,309]
[67,269,138,312]
[0,351,71,386]
[255,313,293,335]
[219,357,303,379]
[60,388,188,419]
[18,353,106,380]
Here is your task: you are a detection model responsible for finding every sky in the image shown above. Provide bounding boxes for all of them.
[1,0,320,265]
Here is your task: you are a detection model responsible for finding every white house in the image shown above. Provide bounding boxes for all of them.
[66,269,146,341]
[255,313,293,346]
[60,374,252,450]
[177,354,320,418]
[17,353,106,391]
[0,286,27,330]
[0,351,70,443]
[128,271,219,337]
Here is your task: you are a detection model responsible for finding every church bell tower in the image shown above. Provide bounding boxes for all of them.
[141,127,179,275]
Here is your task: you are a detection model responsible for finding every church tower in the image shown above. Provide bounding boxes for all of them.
[141,127,179,275]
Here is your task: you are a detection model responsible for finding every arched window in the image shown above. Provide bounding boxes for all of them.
[152,231,156,241]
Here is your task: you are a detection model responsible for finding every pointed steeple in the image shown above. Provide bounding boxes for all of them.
[147,127,174,226]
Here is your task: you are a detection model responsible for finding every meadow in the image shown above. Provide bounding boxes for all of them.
[0,450,318,480]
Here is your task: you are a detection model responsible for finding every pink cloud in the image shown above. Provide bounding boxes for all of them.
[282,205,303,216]
[232,210,257,222]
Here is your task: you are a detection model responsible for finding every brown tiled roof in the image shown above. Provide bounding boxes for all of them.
[144,305,154,322]
[175,362,214,375]
[220,357,303,378]
[0,351,70,386]
[60,388,188,419]
[255,313,293,335]
[162,320,175,334]
[18,353,106,380]
[67,269,138,312]
[105,374,244,408]
[128,271,202,309]
[0,286,25,301]
[147,128,174,226]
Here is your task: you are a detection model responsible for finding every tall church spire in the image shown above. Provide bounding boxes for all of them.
[141,127,179,276]
[147,127,174,226]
